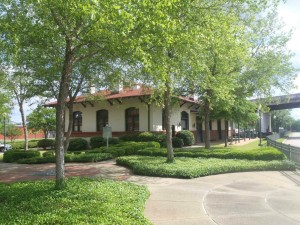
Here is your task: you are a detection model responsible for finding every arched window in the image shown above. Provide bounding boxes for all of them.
[181,111,189,130]
[96,109,108,131]
[126,107,139,131]
[73,111,82,132]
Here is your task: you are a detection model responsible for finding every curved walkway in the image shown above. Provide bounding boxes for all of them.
[0,160,300,225]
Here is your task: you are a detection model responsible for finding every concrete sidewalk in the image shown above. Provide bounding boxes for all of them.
[0,159,300,225]
[130,171,300,225]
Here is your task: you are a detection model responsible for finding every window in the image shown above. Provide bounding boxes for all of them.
[217,119,222,139]
[73,111,82,132]
[96,109,108,131]
[126,108,139,131]
[181,111,189,130]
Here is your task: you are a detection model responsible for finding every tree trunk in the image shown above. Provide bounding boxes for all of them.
[230,121,234,145]
[164,83,174,162]
[55,40,73,189]
[224,120,228,147]
[204,98,211,149]
[64,102,74,151]
[16,99,28,151]
[43,129,47,139]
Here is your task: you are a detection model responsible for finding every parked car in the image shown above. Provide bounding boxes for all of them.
[0,142,12,152]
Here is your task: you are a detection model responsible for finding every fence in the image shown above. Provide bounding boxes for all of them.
[266,134,300,167]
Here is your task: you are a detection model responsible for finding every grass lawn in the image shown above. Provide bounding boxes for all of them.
[276,138,286,143]
[117,156,295,178]
[230,139,268,150]
[0,177,151,225]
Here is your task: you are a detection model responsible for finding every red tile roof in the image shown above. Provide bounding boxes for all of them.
[45,87,199,106]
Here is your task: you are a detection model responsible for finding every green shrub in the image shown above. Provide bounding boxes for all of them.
[175,130,195,146]
[88,141,160,157]
[137,149,153,156]
[173,146,286,161]
[28,141,38,148]
[11,142,25,150]
[119,133,140,142]
[90,137,120,149]
[108,137,121,145]
[10,141,39,150]
[90,136,104,149]
[17,156,55,164]
[117,141,160,155]
[68,138,89,151]
[116,156,296,178]
[37,139,55,149]
[138,132,155,142]
[137,148,167,157]
[17,152,113,164]
[3,150,40,163]
[172,137,184,148]
[65,153,113,162]
[42,151,55,157]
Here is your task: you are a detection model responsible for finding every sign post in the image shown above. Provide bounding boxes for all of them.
[103,125,112,149]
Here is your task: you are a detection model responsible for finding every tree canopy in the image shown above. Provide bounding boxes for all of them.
[27,106,56,139]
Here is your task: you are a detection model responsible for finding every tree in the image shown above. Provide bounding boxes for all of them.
[291,120,300,132]
[27,106,56,139]
[3,70,38,151]
[0,71,12,118]
[0,0,153,189]
[133,0,249,158]
[191,1,296,149]
[271,109,293,132]
[0,124,22,143]
[241,8,297,101]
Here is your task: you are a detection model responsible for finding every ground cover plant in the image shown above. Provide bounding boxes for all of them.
[136,146,287,161]
[116,156,296,178]
[0,177,151,225]
[15,152,114,164]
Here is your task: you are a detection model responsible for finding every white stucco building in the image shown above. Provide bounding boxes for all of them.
[47,85,233,142]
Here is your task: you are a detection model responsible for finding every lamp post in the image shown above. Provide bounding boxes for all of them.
[3,113,7,149]
[273,115,276,133]
[258,105,262,146]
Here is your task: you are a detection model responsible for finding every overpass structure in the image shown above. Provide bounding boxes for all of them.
[254,93,300,133]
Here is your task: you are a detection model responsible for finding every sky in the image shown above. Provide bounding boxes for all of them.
[9,0,300,123]
[277,0,300,119]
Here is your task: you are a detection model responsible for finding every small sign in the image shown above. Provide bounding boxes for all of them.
[103,125,112,139]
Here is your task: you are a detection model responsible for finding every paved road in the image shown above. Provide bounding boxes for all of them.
[284,132,300,147]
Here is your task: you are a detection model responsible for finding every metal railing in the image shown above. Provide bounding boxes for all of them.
[266,134,300,167]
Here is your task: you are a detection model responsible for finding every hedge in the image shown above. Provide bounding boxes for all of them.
[88,141,161,157]
[65,153,113,162]
[133,146,287,161]
[37,139,55,149]
[175,130,195,146]
[3,150,41,163]
[90,137,121,149]
[68,138,89,151]
[11,141,39,150]
[17,153,114,164]
[173,147,286,161]
[172,137,184,148]
[120,132,166,146]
